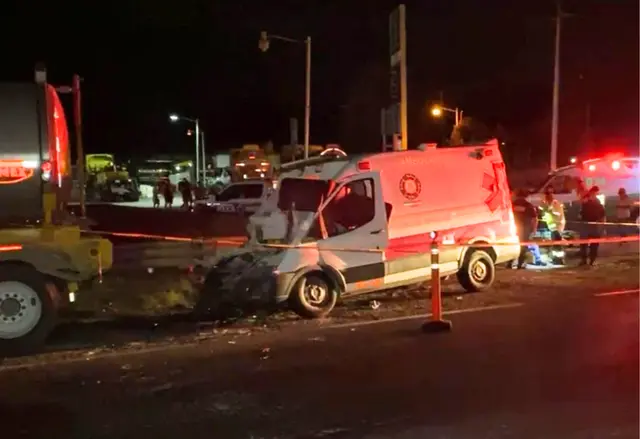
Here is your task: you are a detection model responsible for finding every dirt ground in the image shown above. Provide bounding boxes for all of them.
[74,247,639,324]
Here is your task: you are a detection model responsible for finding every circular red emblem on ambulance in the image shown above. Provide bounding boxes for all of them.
[399,173,421,200]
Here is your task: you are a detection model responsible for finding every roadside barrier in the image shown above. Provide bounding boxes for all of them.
[84,230,246,270]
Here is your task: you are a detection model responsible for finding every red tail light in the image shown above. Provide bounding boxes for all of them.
[41,161,52,181]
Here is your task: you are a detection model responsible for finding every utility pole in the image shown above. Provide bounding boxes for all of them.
[551,1,571,172]
[398,5,408,151]
[194,118,200,182]
[304,36,312,159]
[388,4,408,150]
[72,75,86,218]
[201,131,206,182]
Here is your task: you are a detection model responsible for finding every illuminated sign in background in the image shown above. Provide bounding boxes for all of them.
[0,160,35,184]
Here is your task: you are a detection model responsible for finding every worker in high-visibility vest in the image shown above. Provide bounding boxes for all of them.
[540,187,566,264]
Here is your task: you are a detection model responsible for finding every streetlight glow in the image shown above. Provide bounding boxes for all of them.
[429,104,462,126]
[169,114,179,122]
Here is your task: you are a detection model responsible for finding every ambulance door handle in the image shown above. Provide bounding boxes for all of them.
[370,229,382,235]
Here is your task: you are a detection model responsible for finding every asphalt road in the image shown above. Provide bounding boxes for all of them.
[1,290,638,439]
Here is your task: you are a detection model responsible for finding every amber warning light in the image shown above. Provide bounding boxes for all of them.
[0,160,37,184]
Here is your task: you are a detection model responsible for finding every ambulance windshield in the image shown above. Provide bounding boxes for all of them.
[278,178,330,212]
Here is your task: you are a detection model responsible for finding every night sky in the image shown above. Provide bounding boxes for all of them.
[2,0,638,166]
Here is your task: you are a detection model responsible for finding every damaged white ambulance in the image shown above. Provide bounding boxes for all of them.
[194,139,520,319]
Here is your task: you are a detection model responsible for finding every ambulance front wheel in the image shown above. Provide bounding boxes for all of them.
[457,250,496,293]
[289,273,337,319]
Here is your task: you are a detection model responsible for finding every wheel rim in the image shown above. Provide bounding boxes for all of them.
[302,281,327,307]
[0,281,43,339]
[471,259,489,283]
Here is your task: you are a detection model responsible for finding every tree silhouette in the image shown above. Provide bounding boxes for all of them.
[449,117,492,146]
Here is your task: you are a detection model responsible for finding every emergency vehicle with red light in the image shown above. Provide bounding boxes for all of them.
[530,154,639,224]
[0,67,112,354]
[195,139,520,320]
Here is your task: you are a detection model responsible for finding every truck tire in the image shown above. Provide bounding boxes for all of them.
[456,250,496,293]
[0,265,58,355]
[289,273,337,319]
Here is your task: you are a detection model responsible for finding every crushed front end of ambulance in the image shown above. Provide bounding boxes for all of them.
[193,177,331,319]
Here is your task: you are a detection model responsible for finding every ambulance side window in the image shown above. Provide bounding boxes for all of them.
[324,178,376,237]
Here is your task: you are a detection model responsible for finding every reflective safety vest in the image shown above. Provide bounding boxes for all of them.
[540,199,565,232]
[616,196,633,220]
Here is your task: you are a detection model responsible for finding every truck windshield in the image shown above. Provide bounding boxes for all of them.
[278,178,330,212]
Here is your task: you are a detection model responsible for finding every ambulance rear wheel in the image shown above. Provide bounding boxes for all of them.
[0,265,58,356]
[289,273,337,319]
[457,250,495,293]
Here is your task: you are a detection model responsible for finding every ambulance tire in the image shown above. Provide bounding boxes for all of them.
[457,250,496,293]
[289,273,337,319]
[0,265,58,356]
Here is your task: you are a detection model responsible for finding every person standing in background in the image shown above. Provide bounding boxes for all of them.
[540,187,566,264]
[615,188,633,239]
[579,186,606,266]
[512,189,539,269]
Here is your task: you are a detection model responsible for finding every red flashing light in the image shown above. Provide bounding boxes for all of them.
[588,164,596,172]
[484,148,494,156]
[41,161,52,173]
[357,161,371,171]
[612,160,621,170]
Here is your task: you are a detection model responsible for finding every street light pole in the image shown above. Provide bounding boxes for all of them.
[431,105,463,126]
[194,118,200,183]
[260,31,312,159]
[201,131,206,183]
[550,3,562,171]
[550,2,571,171]
[304,36,311,159]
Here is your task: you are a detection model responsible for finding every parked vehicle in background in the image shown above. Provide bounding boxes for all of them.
[194,180,273,215]
[529,154,639,228]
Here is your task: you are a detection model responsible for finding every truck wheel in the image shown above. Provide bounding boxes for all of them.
[457,250,495,293]
[289,273,337,319]
[0,266,58,355]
